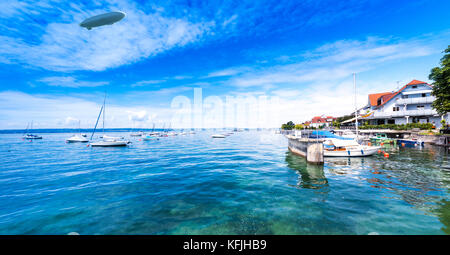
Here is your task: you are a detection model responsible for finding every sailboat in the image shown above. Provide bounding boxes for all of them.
[23,121,42,139]
[130,121,144,137]
[90,94,129,147]
[142,123,160,141]
[66,120,88,143]
[320,74,380,157]
[167,123,177,136]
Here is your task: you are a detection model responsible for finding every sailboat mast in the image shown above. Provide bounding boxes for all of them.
[353,73,358,136]
[103,93,106,135]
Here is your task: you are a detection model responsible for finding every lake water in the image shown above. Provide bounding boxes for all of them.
[0,130,449,234]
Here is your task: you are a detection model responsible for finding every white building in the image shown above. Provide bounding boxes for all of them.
[362,80,448,128]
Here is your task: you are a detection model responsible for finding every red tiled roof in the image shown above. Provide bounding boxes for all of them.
[311,116,336,123]
[406,79,427,85]
[375,80,432,108]
[368,92,393,106]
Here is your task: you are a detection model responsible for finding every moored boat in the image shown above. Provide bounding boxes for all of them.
[23,134,43,139]
[66,121,88,143]
[89,93,129,147]
[66,134,88,143]
[323,138,380,157]
[90,140,129,147]
[370,133,395,144]
[397,138,424,147]
[22,121,42,139]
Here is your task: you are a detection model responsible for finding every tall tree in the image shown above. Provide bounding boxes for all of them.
[429,45,450,116]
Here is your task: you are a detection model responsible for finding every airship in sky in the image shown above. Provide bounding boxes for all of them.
[80,11,126,30]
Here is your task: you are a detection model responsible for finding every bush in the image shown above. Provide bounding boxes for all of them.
[359,122,434,130]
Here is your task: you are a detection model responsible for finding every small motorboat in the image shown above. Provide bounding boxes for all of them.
[397,139,424,147]
[142,135,159,141]
[66,134,88,143]
[370,133,395,144]
[212,134,226,138]
[130,131,144,137]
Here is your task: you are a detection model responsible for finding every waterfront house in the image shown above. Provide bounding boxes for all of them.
[361,80,447,128]
[309,115,336,128]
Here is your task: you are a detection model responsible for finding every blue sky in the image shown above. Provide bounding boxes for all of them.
[0,0,449,128]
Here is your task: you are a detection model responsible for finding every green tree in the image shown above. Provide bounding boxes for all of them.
[281,121,295,130]
[429,45,450,115]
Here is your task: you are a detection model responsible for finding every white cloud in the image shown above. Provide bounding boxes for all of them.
[0,0,213,71]
[127,110,148,122]
[64,116,79,126]
[0,91,174,129]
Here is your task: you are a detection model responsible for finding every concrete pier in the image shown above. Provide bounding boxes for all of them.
[286,135,324,164]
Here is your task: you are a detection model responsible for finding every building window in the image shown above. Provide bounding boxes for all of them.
[388,119,395,124]
[393,107,400,111]
[402,95,408,99]
[412,85,417,89]
[417,105,425,109]
[422,93,426,97]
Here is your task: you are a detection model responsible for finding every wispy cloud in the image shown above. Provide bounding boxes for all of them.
[130,80,165,88]
[228,36,437,88]
[37,76,109,88]
[204,67,246,78]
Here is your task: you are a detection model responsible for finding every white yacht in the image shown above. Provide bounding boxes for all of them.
[212,134,226,138]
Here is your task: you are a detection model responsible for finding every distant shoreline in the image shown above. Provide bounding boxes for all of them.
[0,128,277,134]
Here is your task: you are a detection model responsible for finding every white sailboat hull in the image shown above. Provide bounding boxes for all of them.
[324,146,380,157]
[90,140,129,147]
[66,136,89,143]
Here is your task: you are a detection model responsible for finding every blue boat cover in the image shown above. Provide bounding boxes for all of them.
[308,130,354,140]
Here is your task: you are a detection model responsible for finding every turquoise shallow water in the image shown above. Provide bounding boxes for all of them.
[0,130,449,234]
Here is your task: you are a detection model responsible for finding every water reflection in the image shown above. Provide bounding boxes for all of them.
[285,152,328,191]
[325,157,368,176]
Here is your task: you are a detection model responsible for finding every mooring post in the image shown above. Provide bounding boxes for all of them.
[306,142,324,164]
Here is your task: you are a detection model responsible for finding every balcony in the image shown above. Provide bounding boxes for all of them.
[369,109,438,118]
[395,96,435,105]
